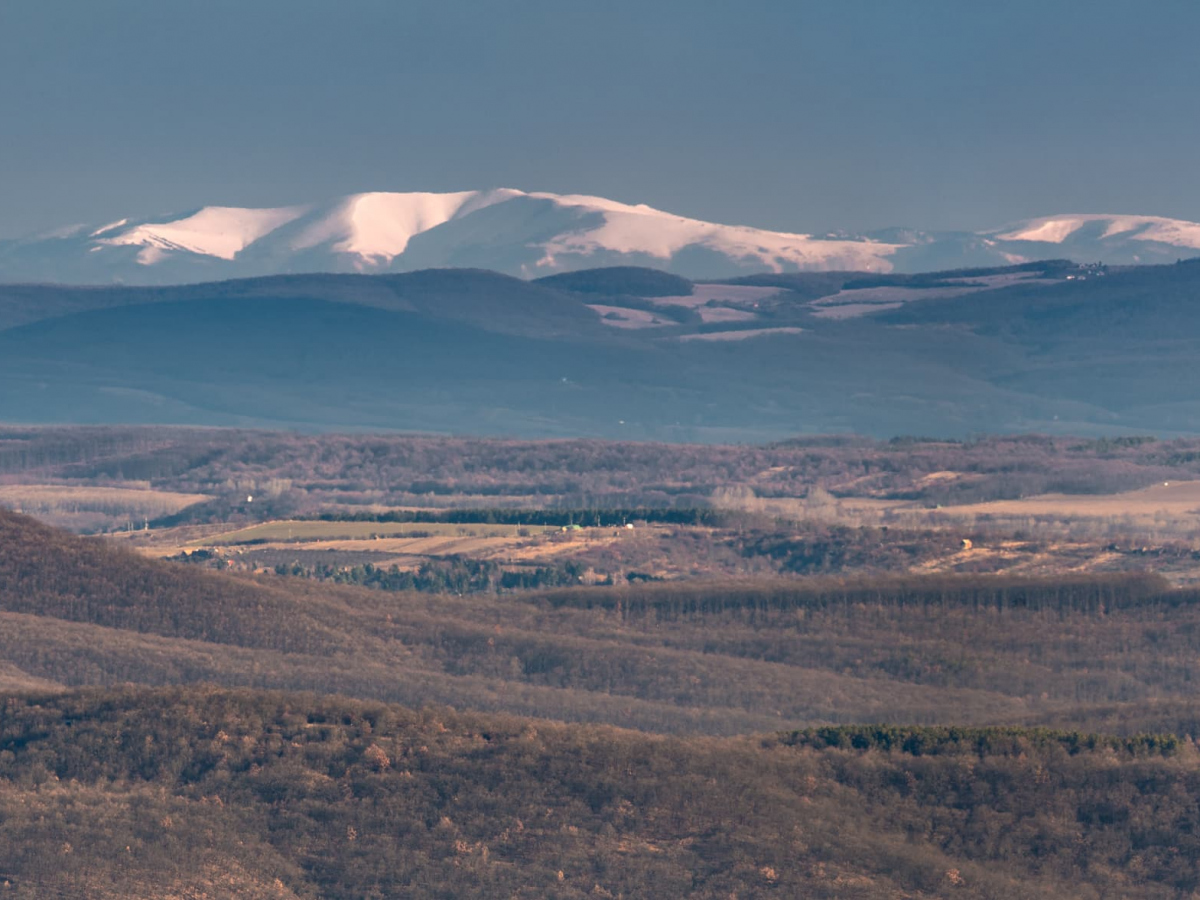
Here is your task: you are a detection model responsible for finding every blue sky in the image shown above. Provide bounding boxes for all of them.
[2,0,1199,238]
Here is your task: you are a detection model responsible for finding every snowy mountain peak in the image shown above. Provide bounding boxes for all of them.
[3,192,1200,285]
[97,205,308,264]
[289,190,522,266]
[524,192,902,273]
[994,214,1200,251]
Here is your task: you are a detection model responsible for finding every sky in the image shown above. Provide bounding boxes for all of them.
[2,0,1200,240]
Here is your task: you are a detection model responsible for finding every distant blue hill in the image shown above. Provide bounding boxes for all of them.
[1,261,1198,440]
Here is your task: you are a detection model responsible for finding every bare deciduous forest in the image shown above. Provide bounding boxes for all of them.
[4,426,1200,895]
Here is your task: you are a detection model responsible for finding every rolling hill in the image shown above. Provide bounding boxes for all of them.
[4,507,1200,895]
[4,505,1200,738]
[3,260,1200,438]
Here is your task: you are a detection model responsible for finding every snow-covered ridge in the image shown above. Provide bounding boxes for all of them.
[98,205,308,264]
[289,190,522,266]
[527,192,901,272]
[995,214,1200,250]
[63,189,905,275]
[7,194,1200,285]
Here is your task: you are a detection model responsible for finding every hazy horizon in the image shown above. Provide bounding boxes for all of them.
[4,0,1200,240]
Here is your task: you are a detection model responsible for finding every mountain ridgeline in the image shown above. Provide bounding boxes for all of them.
[4,189,1200,284]
[4,259,1200,438]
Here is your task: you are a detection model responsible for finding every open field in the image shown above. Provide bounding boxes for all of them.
[13,425,1200,586]
[284,528,629,561]
[678,326,805,341]
[936,478,1200,520]
[904,538,1192,581]
[125,516,1200,589]
[0,483,211,532]
[724,479,1200,536]
[201,519,559,545]
[219,534,585,566]
[0,483,211,514]
[125,521,639,576]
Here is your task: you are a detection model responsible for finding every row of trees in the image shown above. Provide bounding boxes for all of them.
[314,507,730,527]
[533,572,1173,620]
[270,558,594,594]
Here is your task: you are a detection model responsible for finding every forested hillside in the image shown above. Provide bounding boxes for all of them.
[2,508,1200,736]
[0,686,1195,898]
[4,425,1196,512]
[5,488,1200,895]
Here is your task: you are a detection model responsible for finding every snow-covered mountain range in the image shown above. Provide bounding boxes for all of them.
[3,189,1200,284]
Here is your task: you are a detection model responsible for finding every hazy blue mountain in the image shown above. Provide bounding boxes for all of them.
[2,261,1200,439]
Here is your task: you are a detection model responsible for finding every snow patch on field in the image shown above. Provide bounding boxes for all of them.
[809,274,1057,319]
[698,306,758,323]
[810,286,980,318]
[587,305,672,328]
[652,284,784,308]
[679,327,804,341]
[651,284,781,323]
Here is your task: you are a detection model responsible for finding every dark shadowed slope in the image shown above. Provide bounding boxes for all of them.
[0,268,603,339]
[534,265,694,296]
[0,294,724,435]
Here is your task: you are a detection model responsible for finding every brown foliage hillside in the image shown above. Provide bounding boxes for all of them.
[0,686,1196,898]
[0,509,345,654]
[5,508,1200,738]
